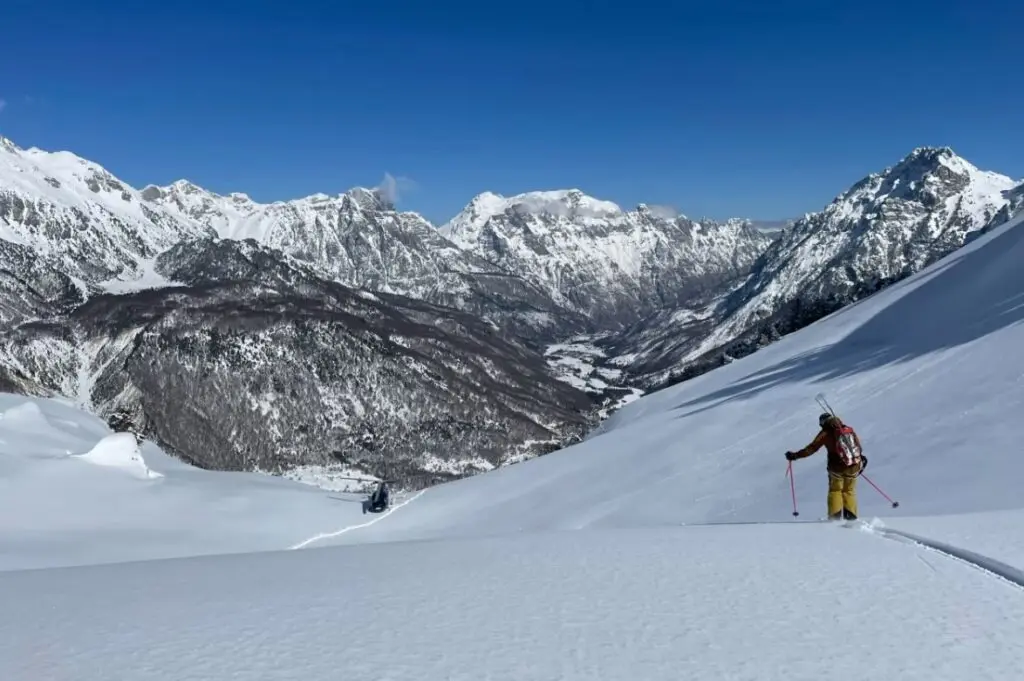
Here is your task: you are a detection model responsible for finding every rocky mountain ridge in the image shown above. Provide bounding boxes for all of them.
[440,189,775,328]
[611,146,1022,388]
[2,134,1021,488]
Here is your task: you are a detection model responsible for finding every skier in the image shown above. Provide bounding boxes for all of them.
[785,413,865,520]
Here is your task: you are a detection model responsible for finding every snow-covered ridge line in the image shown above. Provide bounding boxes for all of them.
[0,132,777,340]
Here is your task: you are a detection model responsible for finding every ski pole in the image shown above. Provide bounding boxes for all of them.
[786,461,799,516]
[861,473,900,508]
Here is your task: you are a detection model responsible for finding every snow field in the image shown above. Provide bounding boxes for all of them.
[2,524,1024,681]
[0,393,383,571]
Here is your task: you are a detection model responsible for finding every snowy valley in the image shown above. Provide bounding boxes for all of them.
[1,204,1023,680]
[1,134,1022,486]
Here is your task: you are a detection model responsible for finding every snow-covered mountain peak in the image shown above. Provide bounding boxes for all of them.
[636,203,683,220]
[512,188,622,219]
[0,141,215,295]
[0,136,21,154]
[637,148,1024,390]
[438,187,772,327]
[441,188,624,240]
[818,146,1016,229]
[692,216,757,231]
[167,179,204,194]
[342,186,394,213]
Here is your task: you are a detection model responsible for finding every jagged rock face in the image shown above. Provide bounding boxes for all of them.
[441,190,775,328]
[608,148,1020,388]
[145,180,477,289]
[143,182,579,341]
[0,241,84,327]
[2,240,595,486]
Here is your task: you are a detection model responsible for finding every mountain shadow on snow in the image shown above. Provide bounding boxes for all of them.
[671,215,1024,416]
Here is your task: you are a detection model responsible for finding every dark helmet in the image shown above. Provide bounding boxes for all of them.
[819,412,834,427]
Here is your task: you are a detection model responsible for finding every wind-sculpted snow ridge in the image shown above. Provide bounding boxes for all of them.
[74,432,163,480]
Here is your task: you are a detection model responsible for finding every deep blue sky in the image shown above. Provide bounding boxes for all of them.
[1,0,1021,224]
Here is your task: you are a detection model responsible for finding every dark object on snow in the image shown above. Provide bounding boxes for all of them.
[363,480,390,514]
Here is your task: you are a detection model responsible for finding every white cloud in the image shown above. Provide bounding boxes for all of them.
[646,204,680,220]
[376,172,418,205]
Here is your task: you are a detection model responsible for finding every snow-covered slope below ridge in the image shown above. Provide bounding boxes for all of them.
[610,146,1022,388]
[441,189,775,327]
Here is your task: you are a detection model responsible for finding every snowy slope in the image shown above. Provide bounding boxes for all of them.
[1,200,1024,680]
[0,393,395,571]
[5,523,1024,681]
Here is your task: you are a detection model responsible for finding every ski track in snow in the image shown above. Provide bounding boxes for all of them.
[681,518,1024,595]
[871,526,1024,595]
[289,490,426,550]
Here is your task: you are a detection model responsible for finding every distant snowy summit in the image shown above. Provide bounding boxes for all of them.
[441,188,774,327]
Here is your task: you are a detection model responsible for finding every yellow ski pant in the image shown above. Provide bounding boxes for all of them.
[827,469,859,517]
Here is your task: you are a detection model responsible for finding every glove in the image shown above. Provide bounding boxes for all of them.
[785,451,798,461]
